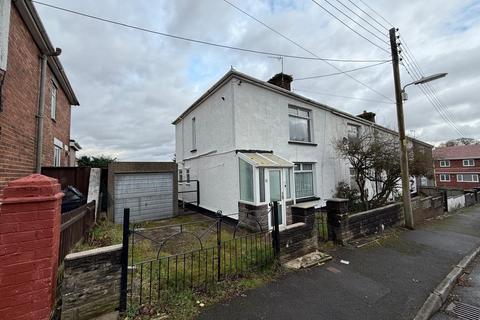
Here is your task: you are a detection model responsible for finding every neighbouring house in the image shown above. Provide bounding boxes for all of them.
[433,144,480,189]
[0,0,79,193]
[69,139,82,166]
[174,69,433,230]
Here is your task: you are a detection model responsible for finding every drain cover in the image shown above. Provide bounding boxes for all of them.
[446,302,480,320]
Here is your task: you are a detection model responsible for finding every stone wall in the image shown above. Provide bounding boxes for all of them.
[411,196,444,223]
[465,192,477,207]
[238,202,269,231]
[326,199,403,244]
[61,244,122,320]
[279,203,317,262]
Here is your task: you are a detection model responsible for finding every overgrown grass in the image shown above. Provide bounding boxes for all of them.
[123,265,282,320]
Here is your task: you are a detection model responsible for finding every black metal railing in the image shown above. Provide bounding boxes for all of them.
[120,207,279,311]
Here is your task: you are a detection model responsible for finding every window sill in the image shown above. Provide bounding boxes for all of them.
[295,196,320,203]
[288,141,317,146]
[190,149,197,153]
[51,118,56,123]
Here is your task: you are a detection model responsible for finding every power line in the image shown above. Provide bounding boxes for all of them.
[334,0,388,35]
[357,0,394,28]
[401,62,464,137]
[345,0,389,32]
[398,37,464,136]
[295,60,389,80]
[399,36,463,127]
[221,0,393,101]
[32,0,388,64]
[293,88,394,104]
[309,0,390,54]
[322,0,389,45]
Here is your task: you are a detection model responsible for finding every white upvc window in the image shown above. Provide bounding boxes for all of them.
[347,123,360,139]
[191,117,196,150]
[53,145,61,166]
[439,160,450,167]
[289,106,312,143]
[457,174,479,182]
[439,174,450,182]
[185,168,190,183]
[178,169,183,182]
[239,158,254,202]
[463,159,475,167]
[294,163,315,199]
[51,80,57,120]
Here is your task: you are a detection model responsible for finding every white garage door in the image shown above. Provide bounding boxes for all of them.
[114,172,173,223]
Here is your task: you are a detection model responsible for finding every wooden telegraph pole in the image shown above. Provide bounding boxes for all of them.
[389,27,414,229]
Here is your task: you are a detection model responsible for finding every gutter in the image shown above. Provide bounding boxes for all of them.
[14,0,79,105]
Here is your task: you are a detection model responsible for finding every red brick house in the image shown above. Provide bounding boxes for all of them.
[0,0,79,192]
[433,144,480,189]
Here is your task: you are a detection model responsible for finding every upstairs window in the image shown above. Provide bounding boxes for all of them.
[179,169,183,182]
[439,160,450,167]
[463,159,475,167]
[51,80,57,120]
[186,168,191,182]
[347,124,360,140]
[457,174,479,182]
[289,106,312,142]
[191,117,196,150]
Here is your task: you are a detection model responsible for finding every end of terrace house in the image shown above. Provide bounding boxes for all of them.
[173,69,433,231]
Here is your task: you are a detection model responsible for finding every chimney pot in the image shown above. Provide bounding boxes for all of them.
[357,110,376,123]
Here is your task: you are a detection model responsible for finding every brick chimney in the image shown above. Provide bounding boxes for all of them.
[357,110,376,123]
[267,73,293,91]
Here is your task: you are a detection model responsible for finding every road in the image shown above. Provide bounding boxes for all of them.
[198,206,480,320]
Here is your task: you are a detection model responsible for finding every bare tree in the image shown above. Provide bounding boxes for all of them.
[335,130,430,210]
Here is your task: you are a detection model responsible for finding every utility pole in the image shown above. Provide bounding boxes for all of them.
[389,27,414,229]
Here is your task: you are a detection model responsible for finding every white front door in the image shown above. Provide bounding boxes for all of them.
[267,169,286,229]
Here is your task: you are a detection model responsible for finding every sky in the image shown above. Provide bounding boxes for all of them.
[34,0,480,161]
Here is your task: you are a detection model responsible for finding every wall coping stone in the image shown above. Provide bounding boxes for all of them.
[292,200,321,209]
[281,222,306,231]
[348,202,402,219]
[326,198,349,203]
[65,244,122,261]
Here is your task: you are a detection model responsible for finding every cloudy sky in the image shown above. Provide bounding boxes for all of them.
[35,0,480,161]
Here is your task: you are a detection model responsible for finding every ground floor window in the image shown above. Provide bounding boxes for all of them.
[439,174,450,182]
[53,145,62,167]
[294,163,314,198]
[457,174,478,182]
[239,158,254,202]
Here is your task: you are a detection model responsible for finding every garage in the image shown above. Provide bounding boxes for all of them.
[108,162,178,224]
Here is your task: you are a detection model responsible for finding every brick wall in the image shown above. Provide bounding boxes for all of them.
[279,204,318,262]
[0,6,71,193]
[434,159,480,189]
[61,244,122,320]
[0,174,63,320]
[411,196,444,223]
[326,199,403,243]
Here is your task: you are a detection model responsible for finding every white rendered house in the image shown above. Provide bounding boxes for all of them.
[174,69,432,230]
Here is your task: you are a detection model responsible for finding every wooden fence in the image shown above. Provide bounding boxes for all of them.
[59,201,96,264]
[42,166,91,196]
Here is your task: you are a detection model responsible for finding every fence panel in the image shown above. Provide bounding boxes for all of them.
[42,166,91,195]
[59,200,96,264]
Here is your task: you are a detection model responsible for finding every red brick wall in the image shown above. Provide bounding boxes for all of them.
[0,6,72,193]
[434,159,480,189]
[0,174,63,320]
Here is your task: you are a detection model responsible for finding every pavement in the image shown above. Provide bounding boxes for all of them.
[431,254,480,319]
[197,206,480,320]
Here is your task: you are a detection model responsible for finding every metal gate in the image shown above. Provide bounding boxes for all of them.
[119,204,282,311]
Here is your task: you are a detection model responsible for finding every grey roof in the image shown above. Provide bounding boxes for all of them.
[173,69,432,148]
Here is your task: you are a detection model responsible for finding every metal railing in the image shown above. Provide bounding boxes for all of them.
[119,204,281,311]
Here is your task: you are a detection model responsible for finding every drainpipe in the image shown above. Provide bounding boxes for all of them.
[35,48,61,173]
